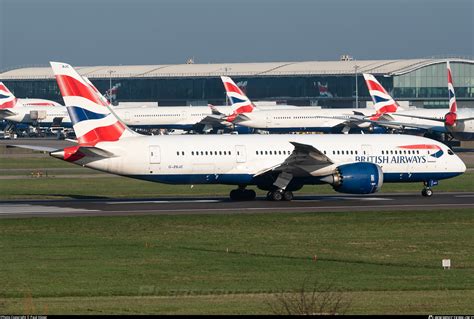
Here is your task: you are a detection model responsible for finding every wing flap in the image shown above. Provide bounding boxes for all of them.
[254,141,334,177]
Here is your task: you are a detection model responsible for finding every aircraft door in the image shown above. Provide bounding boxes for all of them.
[266,115,273,128]
[181,110,189,121]
[149,145,161,173]
[124,111,130,122]
[235,145,247,163]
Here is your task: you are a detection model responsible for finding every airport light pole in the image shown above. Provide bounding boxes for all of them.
[108,70,115,103]
[354,64,359,108]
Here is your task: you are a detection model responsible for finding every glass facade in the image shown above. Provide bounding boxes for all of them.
[393,62,474,99]
[3,62,473,108]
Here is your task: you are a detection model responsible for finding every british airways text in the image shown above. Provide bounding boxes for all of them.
[355,155,427,164]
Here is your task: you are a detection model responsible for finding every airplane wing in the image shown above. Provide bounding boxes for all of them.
[192,115,234,133]
[457,117,474,122]
[364,118,446,132]
[394,113,445,122]
[254,141,334,178]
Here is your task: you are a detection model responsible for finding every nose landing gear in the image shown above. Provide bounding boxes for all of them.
[421,188,433,197]
[421,180,438,197]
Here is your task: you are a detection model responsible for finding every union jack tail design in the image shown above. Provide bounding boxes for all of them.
[0,82,18,109]
[316,81,333,98]
[363,74,398,119]
[50,62,135,146]
[83,77,111,106]
[221,76,255,121]
[445,61,457,127]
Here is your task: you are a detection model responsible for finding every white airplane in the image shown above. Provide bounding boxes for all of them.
[362,62,474,141]
[0,80,248,133]
[220,76,389,134]
[11,62,466,201]
[0,82,67,128]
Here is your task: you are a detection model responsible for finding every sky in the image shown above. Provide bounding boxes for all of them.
[0,0,473,70]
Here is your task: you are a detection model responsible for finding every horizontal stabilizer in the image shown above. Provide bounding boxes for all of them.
[233,114,251,123]
[77,146,116,158]
[7,144,58,153]
[0,109,15,117]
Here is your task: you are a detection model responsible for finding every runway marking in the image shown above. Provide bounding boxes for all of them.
[0,204,98,215]
[455,195,474,198]
[105,199,222,204]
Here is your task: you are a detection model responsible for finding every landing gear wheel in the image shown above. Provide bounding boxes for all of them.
[266,191,273,201]
[245,189,256,201]
[230,189,240,200]
[282,190,294,201]
[272,191,283,201]
[421,188,433,197]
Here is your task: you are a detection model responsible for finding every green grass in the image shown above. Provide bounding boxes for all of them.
[0,209,473,314]
[0,157,75,169]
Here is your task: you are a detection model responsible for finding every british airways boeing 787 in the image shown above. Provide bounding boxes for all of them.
[12,62,466,201]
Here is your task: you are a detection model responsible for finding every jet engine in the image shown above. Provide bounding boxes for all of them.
[324,162,384,194]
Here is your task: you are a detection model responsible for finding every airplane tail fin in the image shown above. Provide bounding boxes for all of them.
[82,76,111,106]
[445,61,457,126]
[0,82,18,109]
[363,74,399,118]
[220,76,255,121]
[50,62,136,146]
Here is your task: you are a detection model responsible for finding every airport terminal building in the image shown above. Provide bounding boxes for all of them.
[1,57,473,109]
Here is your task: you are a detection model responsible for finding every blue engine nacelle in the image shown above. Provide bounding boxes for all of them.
[332,162,383,194]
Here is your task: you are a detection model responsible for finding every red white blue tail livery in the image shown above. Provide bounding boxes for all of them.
[221,76,255,121]
[0,82,18,109]
[363,74,399,118]
[50,62,135,146]
[445,61,458,127]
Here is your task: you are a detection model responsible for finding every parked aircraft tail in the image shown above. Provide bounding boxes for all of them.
[0,82,18,109]
[220,76,255,121]
[445,61,457,127]
[363,74,399,118]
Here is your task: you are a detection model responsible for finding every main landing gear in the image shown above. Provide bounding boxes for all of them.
[229,186,256,201]
[421,180,438,197]
[266,189,294,201]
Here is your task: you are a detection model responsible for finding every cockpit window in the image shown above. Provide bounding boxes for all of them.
[447,149,454,155]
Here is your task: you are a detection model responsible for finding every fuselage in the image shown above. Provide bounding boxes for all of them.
[64,134,465,189]
[235,107,376,132]
[2,104,229,130]
[390,108,474,140]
